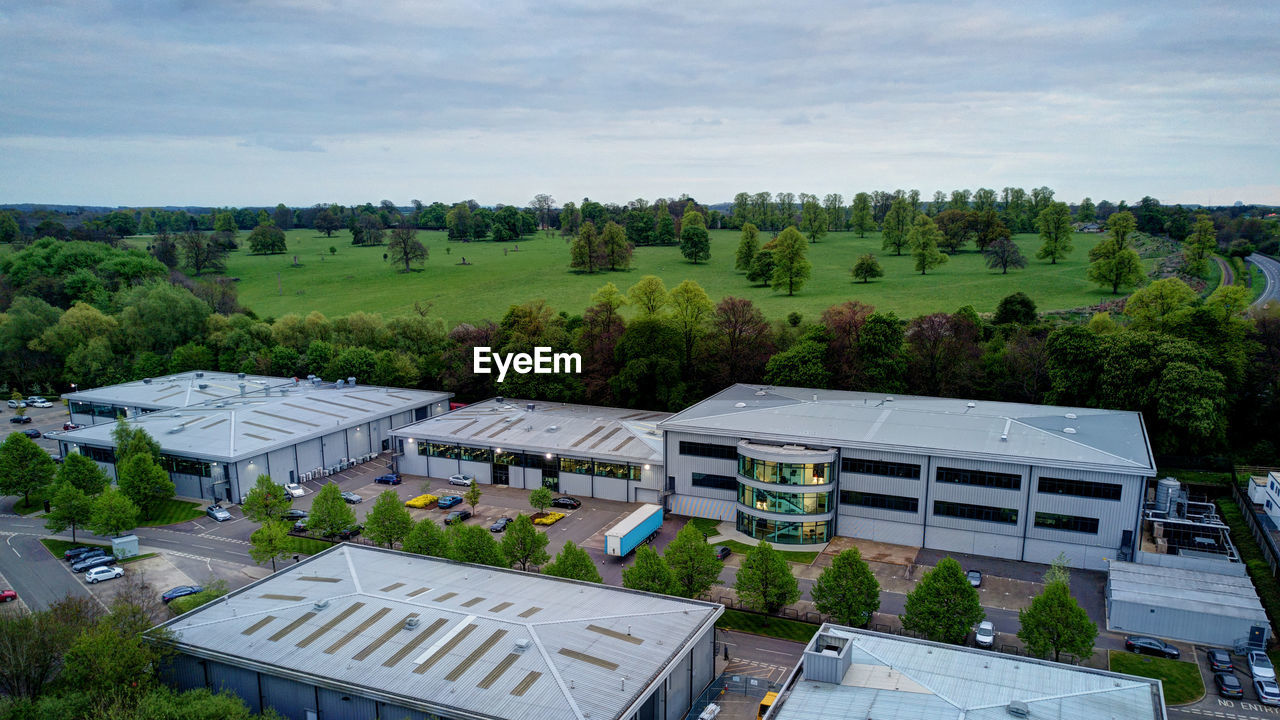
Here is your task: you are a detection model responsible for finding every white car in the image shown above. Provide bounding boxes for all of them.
[6,399,24,409]
[284,483,305,497]
[448,474,475,487]
[85,566,124,584]
[30,400,52,408]
[975,621,995,648]
[1249,650,1276,680]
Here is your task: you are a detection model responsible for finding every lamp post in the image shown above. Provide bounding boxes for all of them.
[67,383,76,421]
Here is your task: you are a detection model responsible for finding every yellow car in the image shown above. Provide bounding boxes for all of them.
[405,494,438,509]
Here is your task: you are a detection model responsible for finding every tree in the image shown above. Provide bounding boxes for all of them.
[810,548,881,627]
[735,223,760,271]
[542,540,602,583]
[247,223,287,255]
[908,215,948,275]
[403,517,450,557]
[664,522,724,598]
[1035,202,1074,264]
[850,192,876,237]
[900,557,983,644]
[241,474,291,523]
[933,209,975,253]
[0,595,102,700]
[851,253,884,283]
[770,226,811,295]
[746,248,775,286]
[1017,578,1097,661]
[627,275,669,317]
[305,483,357,538]
[654,212,676,245]
[1088,212,1144,294]
[114,452,175,520]
[365,490,415,548]
[500,514,550,571]
[680,211,710,263]
[570,221,606,273]
[735,541,799,616]
[529,486,553,514]
[1076,197,1097,223]
[973,209,1009,251]
[983,236,1028,274]
[87,487,139,537]
[354,214,385,246]
[1183,214,1216,277]
[622,544,674,594]
[45,482,94,543]
[0,211,19,244]
[248,521,292,572]
[800,199,827,242]
[0,432,56,508]
[531,193,555,231]
[994,292,1038,325]
[314,208,341,237]
[881,196,912,255]
[1107,210,1137,245]
[447,523,506,566]
[446,203,474,241]
[387,224,428,272]
[1124,277,1196,333]
[599,220,632,270]
[177,231,226,276]
[764,339,831,387]
[464,483,483,515]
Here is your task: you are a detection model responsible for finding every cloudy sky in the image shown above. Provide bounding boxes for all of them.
[1,1,1277,207]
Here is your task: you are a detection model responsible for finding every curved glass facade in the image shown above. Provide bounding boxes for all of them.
[738,485,832,515]
[736,511,832,544]
[737,456,830,486]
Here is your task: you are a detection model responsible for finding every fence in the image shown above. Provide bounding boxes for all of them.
[1230,479,1280,575]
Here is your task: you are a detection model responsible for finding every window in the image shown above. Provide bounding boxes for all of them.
[594,461,635,479]
[559,457,593,475]
[79,446,116,464]
[159,455,211,477]
[492,450,521,466]
[426,443,458,459]
[840,490,918,513]
[691,472,737,491]
[1038,477,1122,501]
[936,467,1021,490]
[737,456,830,486]
[840,457,920,479]
[738,485,832,514]
[459,446,491,463]
[735,511,831,544]
[933,500,1018,525]
[678,441,737,460]
[1034,512,1099,534]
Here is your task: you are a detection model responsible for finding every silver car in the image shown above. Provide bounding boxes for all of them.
[975,621,995,648]
[1249,650,1276,680]
[448,474,475,487]
[1256,678,1280,706]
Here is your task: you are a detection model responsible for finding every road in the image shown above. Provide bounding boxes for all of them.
[1247,253,1279,309]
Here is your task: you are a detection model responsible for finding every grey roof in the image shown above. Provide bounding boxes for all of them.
[65,371,287,409]
[156,545,721,720]
[661,385,1155,475]
[58,376,450,462]
[776,624,1165,720]
[1107,560,1269,622]
[390,398,668,465]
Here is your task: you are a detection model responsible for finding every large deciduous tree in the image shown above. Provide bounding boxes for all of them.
[87,486,139,537]
[1087,212,1144,294]
[770,227,811,295]
[851,253,883,283]
[0,432,56,508]
[850,192,876,237]
[735,223,760,271]
[500,514,550,571]
[627,275,669,317]
[248,520,292,572]
[404,517,450,557]
[1035,202,1074,264]
[247,223,287,255]
[800,199,826,242]
[680,210,710,263]
[880,196,912,255]
[1183,214,1216,277]
[623,544,674,594]
[1017,573,1096,661]
[663,522,723,598]
[734,541,799,616]
[306,483,357,538]
[114,452,175,520]
[241,474,291,524]
[448,524,506,567]
[983,236,1028,274]
[570,221,606,273]
[177,231,226,276]
[44,482,94,543]
[601,220,632,270]
[900,557,984,644]
[365,489,415,548]
[387,224,428,272]
[543,540,602,583]
[811,548,881,627]
[907,215,948,275]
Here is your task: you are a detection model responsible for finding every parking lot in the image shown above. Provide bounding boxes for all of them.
[4,399,73,456]
[1171,645,1280,718]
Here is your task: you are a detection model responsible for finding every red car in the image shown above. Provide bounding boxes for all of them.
[0,590,16,602]
[63,422,82,431]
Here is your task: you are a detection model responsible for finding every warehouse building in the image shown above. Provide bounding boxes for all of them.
[661,385,1157,569]
[389,399,669,504]
[65,371,286,426]
[57,372,450,503]
[157,544,721,720]
[1106,560,1270,649]
[764,623,1166,720]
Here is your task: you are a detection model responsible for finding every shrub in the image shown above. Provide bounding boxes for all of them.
[532,512,565,526]
[405,494,438,509]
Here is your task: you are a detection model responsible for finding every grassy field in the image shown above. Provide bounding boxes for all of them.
[716,608,819,642]
[209,228,1138,325]
[1109,651,1204,705]
[138,498,205,527]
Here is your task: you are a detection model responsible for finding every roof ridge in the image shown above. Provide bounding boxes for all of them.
[527,624,586,720]
[966,679,1149,710]
[852,638,966,711]
[1004,417,1147,467]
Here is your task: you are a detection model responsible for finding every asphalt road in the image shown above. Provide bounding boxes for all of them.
[1246,253,1279,309]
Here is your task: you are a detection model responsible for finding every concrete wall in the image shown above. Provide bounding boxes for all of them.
[1108,598,1266,647]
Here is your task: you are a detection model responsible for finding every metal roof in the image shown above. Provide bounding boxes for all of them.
[155,545,720,720]
[776,624,1165,720]
[660,385,1155,476]
[58,376,450,463]
[1107,560,1269,622]
[390,398,667,465]
[65,371,288,409]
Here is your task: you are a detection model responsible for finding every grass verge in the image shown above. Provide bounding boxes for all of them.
[120,553,157,564]
[714,539,821,565]
[12,497,42,515]
[685,517,722,536]
[137,498,205,527]
[1158,467,1233,487]
[40,538,106,558]
[1109,650,1204,705]
[716,609,818,643]
[284,536,334,555]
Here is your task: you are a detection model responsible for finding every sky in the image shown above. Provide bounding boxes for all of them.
[1,1,1278,208]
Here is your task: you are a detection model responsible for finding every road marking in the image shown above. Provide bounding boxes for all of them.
[6,535,20,558]
[756,648,794,656]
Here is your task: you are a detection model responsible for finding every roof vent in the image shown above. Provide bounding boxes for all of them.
[198,383,209,390]
[1006,700,1030,717]
[1065,413,1077,419]
[885,396,894,402]
[313,599,330,611]
[142,378,152,385]
[195,371,204,378]
[527,403,535,411]
[237,372,246,379]
[734,402,747,408]
[347,376,356,386]
[966,402,976,408]
[335,379,344,387]
[754,390,767,396]
[514,638,532,653]
[239,383,246,395]
[404,617,420,630]
[1063,427,1077,434]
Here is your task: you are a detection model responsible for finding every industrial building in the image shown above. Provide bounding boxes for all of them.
[157,544,721,720]
[765,623,1166,720]
[389,399,669,504]
[57,372,450,503]
[660,384,1157,570]
[1106,560,1270,649]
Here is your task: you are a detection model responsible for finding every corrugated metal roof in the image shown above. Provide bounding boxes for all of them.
[390,398,667,465]
[1107,560,1268,621]
[660,385,1155,475]
[155,545,720,720]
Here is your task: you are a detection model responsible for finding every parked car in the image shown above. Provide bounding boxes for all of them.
[26,396,47,404]
[282,509,309,521]
[1214,672,1244,698]
[0,589,16,602]
[72,555,118,573]
[967,570,983,587]
[445,510,472,526]
[374,473,402,485]
[715,546,731,560]
[1124,636,1180,659]
[162,585,204,603]
[448,474,474,487]
[283,483,304,497]
[551,496,581,510]
[21,429,41,438]
[64,546,105,562]
[975,621,995,648]
[1208,648,1234,673]
[9,415,32,424]
[29,400,52,408]
[437,495,463,509]
[6,399,25,408]
[340,491,363,504]
[62,422,82,431]
[292,519,308,533]
[489,517,512,533]
[325,524,362,540]
[85,566,124,584]
[1256,678,1280,706]
[205,504,232,522]
[1249,650,1276,680]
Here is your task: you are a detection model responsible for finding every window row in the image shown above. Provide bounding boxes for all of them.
[70,401,128,420]
[737,456,829,486]
[935,466,1021,490]
[678,441,737,460]
[735,511,832,545]
[840,457,921,479]
[1037,477,1122,501]
[159,455,212,478]
[419,442,639,479]
[691,472,737,491]
[933,500,1018,525]
[79,445,116,464]
[1033,512,1099,534]
[738,485,832,515]
[840,490,919,513]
